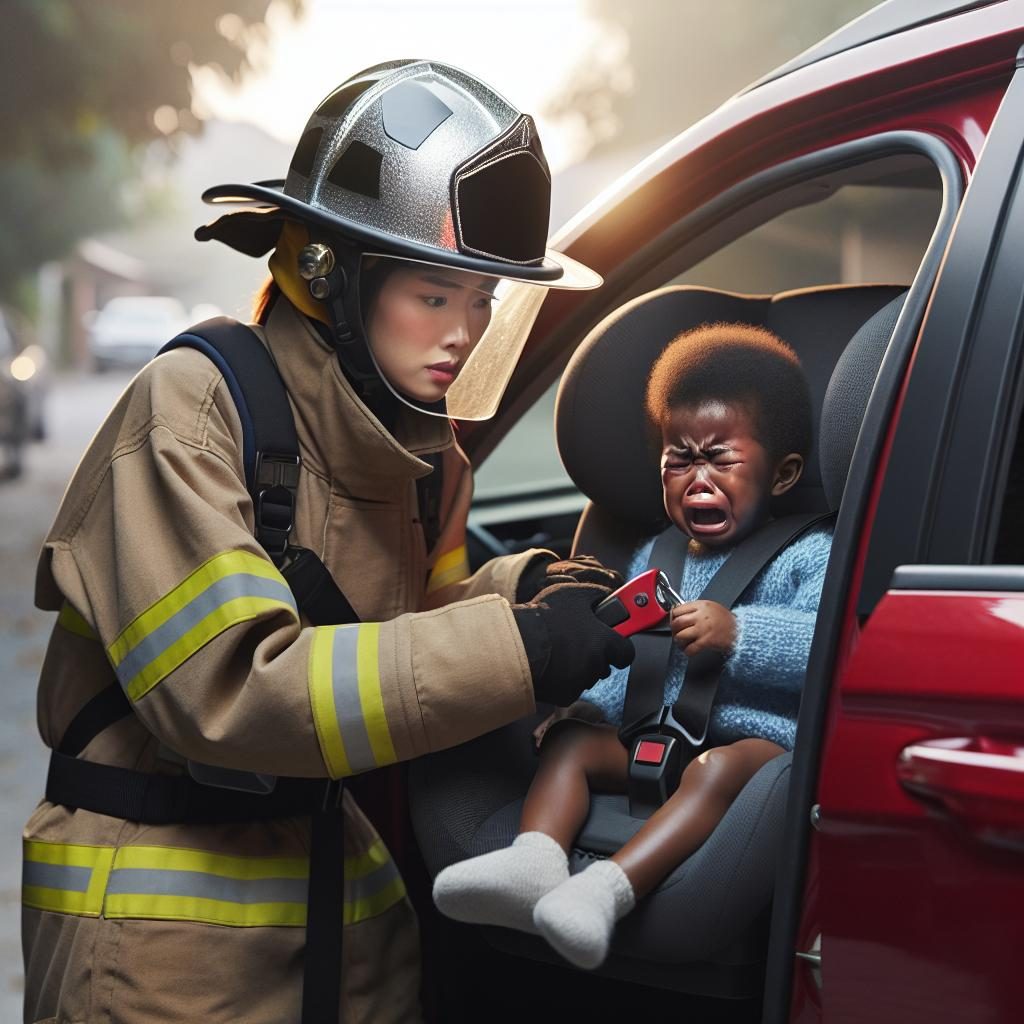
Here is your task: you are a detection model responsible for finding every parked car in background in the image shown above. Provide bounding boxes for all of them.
[85,295,191,371]
[0,307,47,478]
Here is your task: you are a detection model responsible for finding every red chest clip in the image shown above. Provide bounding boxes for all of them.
[594,568,683,637]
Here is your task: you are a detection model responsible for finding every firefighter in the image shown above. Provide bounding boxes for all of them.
[22,61,633,1024]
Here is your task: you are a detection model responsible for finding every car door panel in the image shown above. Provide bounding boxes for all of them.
[818,575,1024,1023]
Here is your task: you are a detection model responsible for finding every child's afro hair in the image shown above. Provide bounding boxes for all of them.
[646,322,813,461]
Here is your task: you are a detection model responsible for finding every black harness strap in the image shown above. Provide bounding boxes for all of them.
[670,511,833,745]
[45,751,329,824]
[618,526,689,742]
[57,684,132,757]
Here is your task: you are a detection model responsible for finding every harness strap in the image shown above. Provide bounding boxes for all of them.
[618,526,689,742]
[46,751,330,825]
[670,511,833,745]
[57,684,132,757]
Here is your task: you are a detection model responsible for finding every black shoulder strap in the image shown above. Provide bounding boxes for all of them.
[669,511,834,745]
[160,318,359,627]
[161,317,300,564]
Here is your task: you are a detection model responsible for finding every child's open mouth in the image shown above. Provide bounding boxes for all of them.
[685,506,730,534]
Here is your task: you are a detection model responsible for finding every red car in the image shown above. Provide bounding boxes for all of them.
[352,3,1024,1021]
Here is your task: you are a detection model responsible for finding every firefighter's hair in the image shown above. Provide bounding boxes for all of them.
[645,322,813,461]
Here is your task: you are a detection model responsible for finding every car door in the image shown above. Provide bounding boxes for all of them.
[810,60,1024,1024]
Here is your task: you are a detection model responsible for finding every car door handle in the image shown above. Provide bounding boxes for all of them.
[897,737,1024,840]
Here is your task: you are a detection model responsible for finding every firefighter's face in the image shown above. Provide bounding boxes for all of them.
[660,400,803,548]
[366,266,496,402]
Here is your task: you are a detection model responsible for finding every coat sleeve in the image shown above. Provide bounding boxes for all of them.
[42,374,534,780]
[422,441,551,609]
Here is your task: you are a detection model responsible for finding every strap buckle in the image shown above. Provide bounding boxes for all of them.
[623,705,702,818]
[254,452,300,560]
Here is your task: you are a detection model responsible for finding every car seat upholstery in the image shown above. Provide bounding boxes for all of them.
[409,283,908,996]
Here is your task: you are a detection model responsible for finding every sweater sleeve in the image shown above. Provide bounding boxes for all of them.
[725,526,833,692]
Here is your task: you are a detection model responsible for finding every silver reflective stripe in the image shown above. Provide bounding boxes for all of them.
[106,868,309,905]
[346,855,402,903]
[115,573,297,687]
[331,626,376,773]
[22,861,92,893]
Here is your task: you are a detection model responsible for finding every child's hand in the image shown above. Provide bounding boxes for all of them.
[670,600,736,656]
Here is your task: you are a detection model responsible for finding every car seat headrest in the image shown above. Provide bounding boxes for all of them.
[818,291,907,510]
[556,284,907,531]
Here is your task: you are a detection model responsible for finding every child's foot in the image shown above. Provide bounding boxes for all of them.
[432,831,569,934]
[532,859,635,969]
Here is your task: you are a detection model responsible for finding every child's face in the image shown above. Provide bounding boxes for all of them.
[660,399,793,548]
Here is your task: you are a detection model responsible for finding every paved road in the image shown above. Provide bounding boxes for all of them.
[0,370,134,1020]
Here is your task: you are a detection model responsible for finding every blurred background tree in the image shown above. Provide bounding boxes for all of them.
[0,0,302,304]
[544,0,875,160]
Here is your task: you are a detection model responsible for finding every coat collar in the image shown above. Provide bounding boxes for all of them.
[257,298,453,489]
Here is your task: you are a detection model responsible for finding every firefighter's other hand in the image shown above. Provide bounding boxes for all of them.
[513,581,635,707]
[515,552,623,602]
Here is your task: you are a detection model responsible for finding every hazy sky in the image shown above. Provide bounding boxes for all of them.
[192,0,622,173]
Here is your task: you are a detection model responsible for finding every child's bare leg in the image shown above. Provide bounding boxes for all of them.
[433,721,626,933]
[615,737,785,898]
[519,721,628,848]
[534,737,785,969]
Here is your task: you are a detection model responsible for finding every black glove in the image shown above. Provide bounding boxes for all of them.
[513,580,635,707]
[515,552,624,602]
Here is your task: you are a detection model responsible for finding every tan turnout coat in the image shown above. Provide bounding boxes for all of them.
[22,298,538,1024]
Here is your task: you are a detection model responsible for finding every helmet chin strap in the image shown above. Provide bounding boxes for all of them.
[298,237,382,399]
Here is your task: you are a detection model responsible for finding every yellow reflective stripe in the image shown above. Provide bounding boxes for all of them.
[57,602,97,640]
[107,549,298,703]
[120,595,294,703]
[309,624,396,779]
[105,844,309,928]
[357,623,397,768]
[23,839,405,928]
[22,839,114,917]
[112,844,308,879]
[309,627,353,778]
[426,543,471,594]
[344,875,406,926]
[345,838,392,879]
[108,550,288,666]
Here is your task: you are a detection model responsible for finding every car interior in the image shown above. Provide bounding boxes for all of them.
[392,143,957,1018]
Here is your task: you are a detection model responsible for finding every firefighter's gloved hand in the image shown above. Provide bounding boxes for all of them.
[516,552,624,602]
[513,581,636,707]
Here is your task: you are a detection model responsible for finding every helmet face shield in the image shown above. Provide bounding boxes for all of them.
[360,254,552,421]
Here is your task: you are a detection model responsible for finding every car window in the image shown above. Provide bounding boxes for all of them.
[672,182,940,294]
[479,168,942,501]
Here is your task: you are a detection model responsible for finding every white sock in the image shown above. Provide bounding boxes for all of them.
[432,831,569,934]
[532,859,635,969]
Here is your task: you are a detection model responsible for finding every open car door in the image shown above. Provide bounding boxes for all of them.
[810,60,1024,1024]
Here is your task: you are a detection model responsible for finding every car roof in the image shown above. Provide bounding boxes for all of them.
[741,0,1001,94]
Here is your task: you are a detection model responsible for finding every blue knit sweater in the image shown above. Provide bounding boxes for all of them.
[580,524,834,751]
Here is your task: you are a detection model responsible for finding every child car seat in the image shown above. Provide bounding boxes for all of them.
[410,283,907,995]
